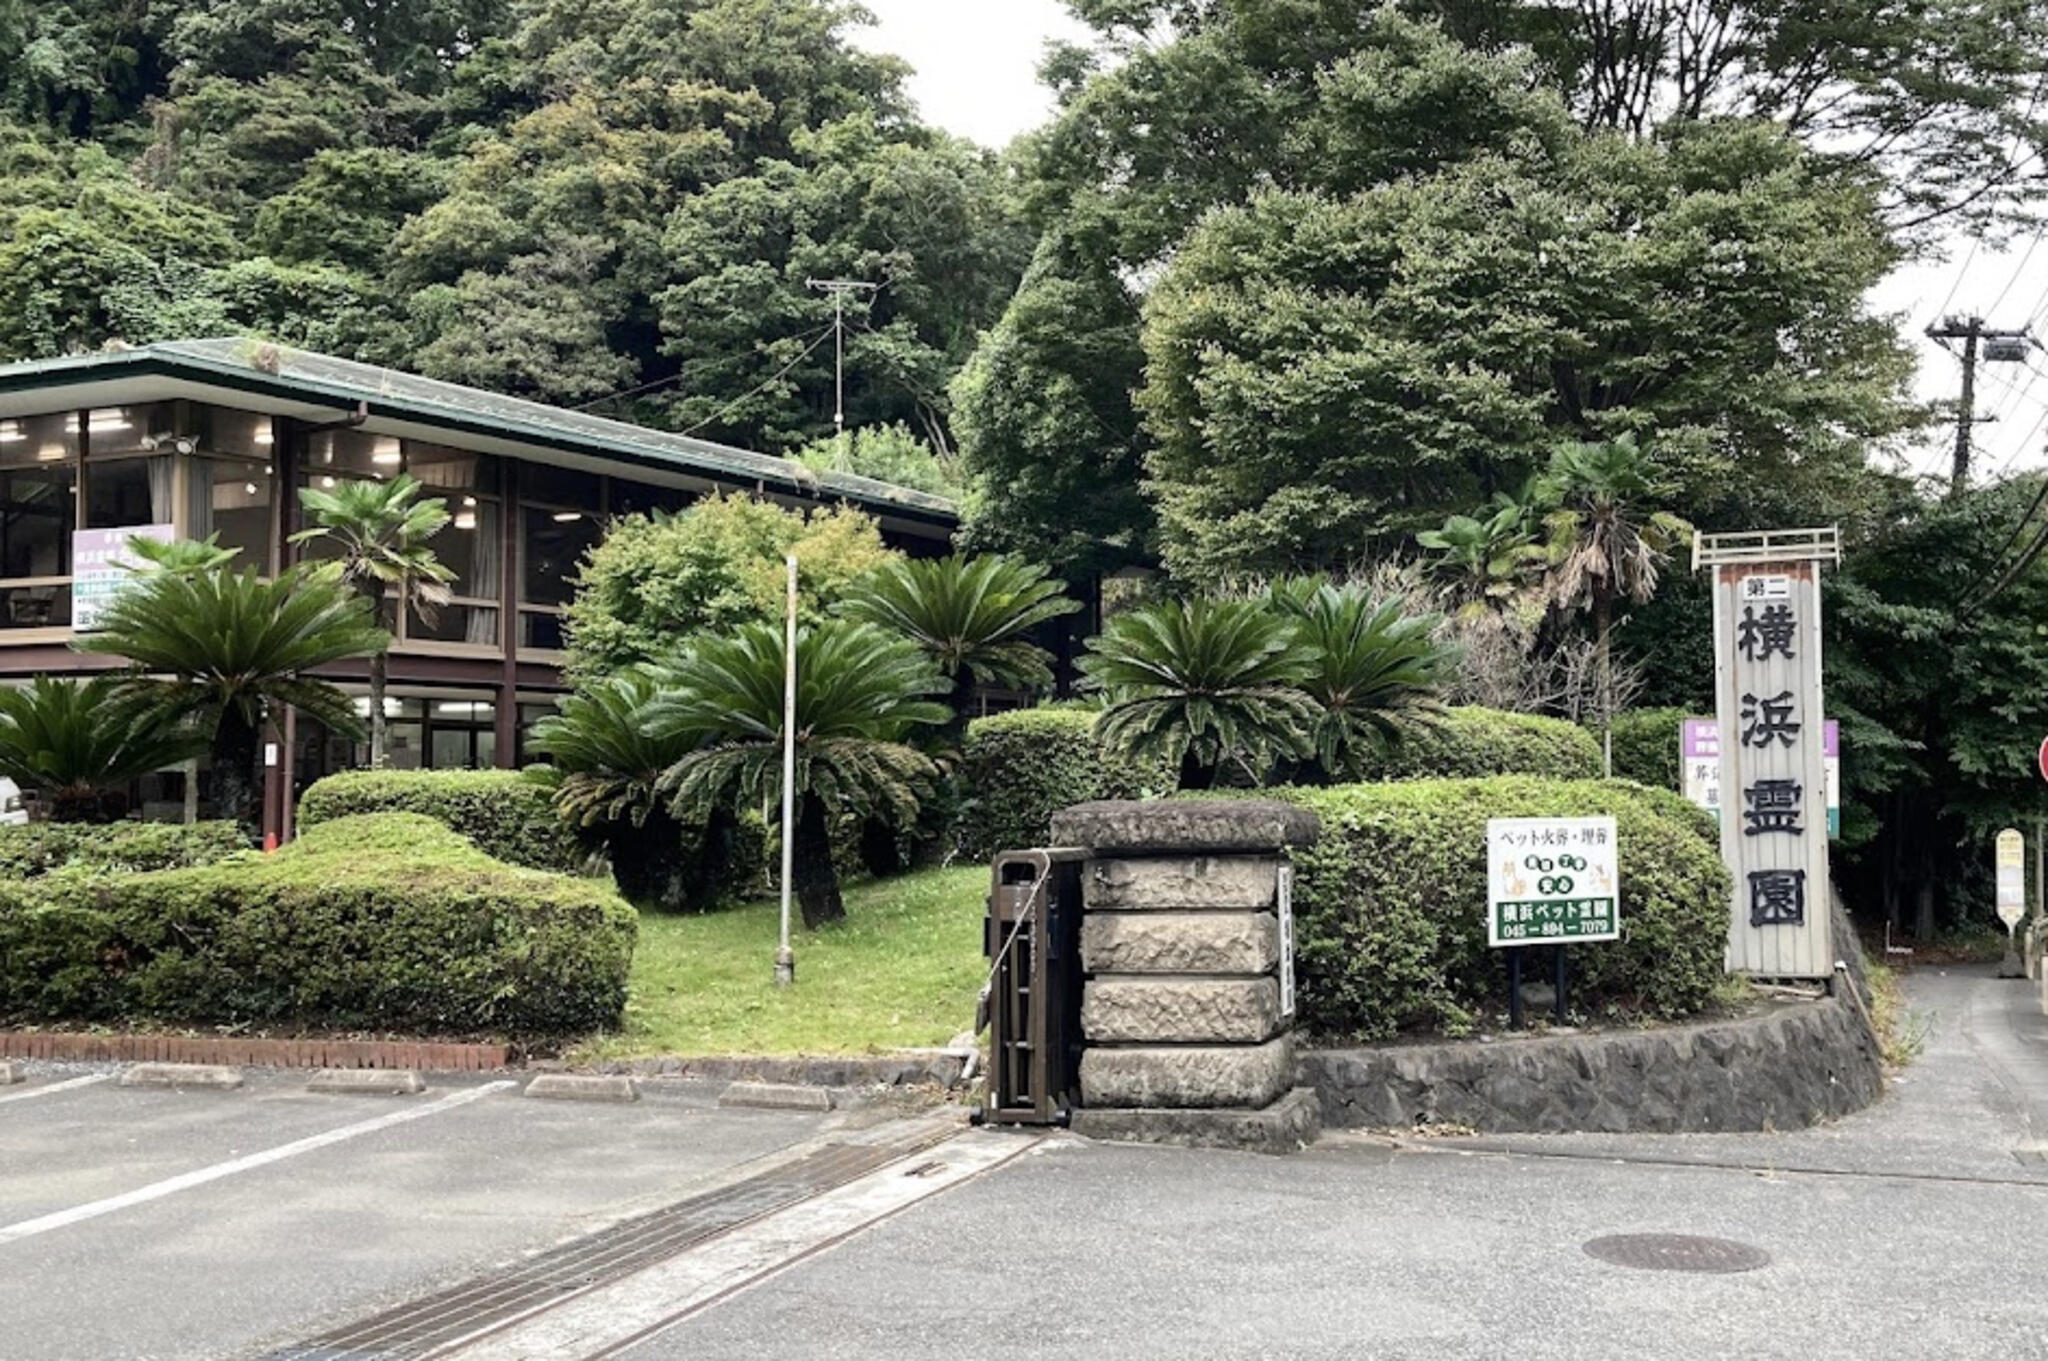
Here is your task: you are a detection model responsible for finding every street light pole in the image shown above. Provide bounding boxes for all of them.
[776,552,798,988]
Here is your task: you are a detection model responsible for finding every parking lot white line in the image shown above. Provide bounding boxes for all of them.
[0,1073,112,1106]
[0,1079,516,1246]
[448,1129,1038,1360]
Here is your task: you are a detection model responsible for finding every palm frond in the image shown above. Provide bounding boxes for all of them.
[840,552,1080,691]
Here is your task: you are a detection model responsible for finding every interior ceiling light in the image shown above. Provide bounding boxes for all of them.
[454,512,477,530]
[254,426,274,446]
[0,424,21,443]
[552,511,582,523]
[372,438,401,466]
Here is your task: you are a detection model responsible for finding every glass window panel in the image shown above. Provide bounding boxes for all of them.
[520,463,601,510]
[0,582,70,629]
[521,507,597,605]
[86,457,164,529]
[382,722,425,770]
[82,404,174,459]
[520,611,567,651]
[0,464,75,578]
[430,699,496,725]
[432,498,500,597]
[0,412,77,469]
[208,460,273,570]
[611,479,691,517]
[407,603,499,646]
[195,405,276,460]
[430,728,473,769]
[476,728,497,770]
[405,442,498,494]
[306,428,401,479]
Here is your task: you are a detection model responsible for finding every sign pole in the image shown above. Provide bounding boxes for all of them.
[774,554,797,988]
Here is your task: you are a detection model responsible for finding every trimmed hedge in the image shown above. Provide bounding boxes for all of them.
[0,821,248,879]
[1352,707,1603,782]
[957,707,1174,862]
[0,813,636,1035]
[1272,778,1728,1041]
[1606,706,1689,791]
[298,769,585,873]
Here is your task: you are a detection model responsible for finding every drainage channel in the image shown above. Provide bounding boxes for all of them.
[257,1121,962,1361]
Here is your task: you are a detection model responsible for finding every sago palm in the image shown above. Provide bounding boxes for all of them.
[1415,503,1545,628]
[76,561,387,831]
[293,474,455,766]
[651,619,951,927]
[1080,597,1321,790]
[1539,433,1693,772]
[1271,583,1451,781]
[840,553,1079,728]
[527,667,748,912]
[0,676,210,823]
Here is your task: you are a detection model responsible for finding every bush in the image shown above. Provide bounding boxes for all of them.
[1271,777,1728,1041]
[0,813,636,1035]
[1351,706,1602,781]
[1606,706,1689,791]
[0,821,249,879]
[298,769,584,873]
[956,707,1175,862]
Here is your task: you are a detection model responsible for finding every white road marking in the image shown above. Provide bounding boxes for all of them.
[0,1073,112,1106]
[449,1129,1036,1360]
[0,1079,516,1245]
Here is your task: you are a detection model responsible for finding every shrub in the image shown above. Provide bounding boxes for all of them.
[1606,706,1689,791]
[0,821,249,880]
[1351,706,1602,781]
[298,769,585,873]
[0,813,636,1035]
[956,707,1175,862]
[1272,777,1728,1041]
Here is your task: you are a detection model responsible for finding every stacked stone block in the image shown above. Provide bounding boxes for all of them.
[1048,799,1321,1154]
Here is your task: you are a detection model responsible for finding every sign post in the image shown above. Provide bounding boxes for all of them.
[1696,529,1839,979]
[1487,816,1620,1027]
[1997,827,2026,978]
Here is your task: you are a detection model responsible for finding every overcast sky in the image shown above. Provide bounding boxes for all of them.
[855,1,2046,482]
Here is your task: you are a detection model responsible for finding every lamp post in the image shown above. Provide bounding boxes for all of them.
[775,552,798,987]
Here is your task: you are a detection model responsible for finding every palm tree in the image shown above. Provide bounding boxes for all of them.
[292,475,455,766]
[1415,502,1545,629]
[1271,583,1451,782]
[839,553,1080,731]
[651,619,951,928]
[126,533,241,575]
[527,666,748,912]
[1080,597,1321,790]
[1539,433,1693,774]
[76,561,387,831]
[0,676,210,823]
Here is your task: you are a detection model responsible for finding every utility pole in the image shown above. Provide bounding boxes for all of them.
[1925,315,2032,496]
[804,279,878,468]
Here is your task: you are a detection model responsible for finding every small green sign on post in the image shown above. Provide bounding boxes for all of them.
[1487,816,1622,947]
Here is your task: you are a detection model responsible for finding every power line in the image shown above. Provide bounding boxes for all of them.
[568,322,835,414]
[679,327,840,437]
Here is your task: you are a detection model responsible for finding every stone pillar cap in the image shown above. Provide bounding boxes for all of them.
[1050,799,1320,853]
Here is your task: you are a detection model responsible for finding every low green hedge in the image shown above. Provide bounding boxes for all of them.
[1273,777,1728,1041]
[0,821,249,879]
[298,769,585,873]
[0,813,635,1035]
[1353,707,1603,782]
[1605,707,1689,791]
[957,707,1174,862]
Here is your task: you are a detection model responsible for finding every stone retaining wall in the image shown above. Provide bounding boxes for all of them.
[1302,989,1881,1134]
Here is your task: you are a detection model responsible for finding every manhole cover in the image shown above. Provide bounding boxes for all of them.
[1583,1234,1769,1274]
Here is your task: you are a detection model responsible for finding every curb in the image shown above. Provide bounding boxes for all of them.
[119,1063,244,1090]
[577,1053,969,1089]
[0,1032,510,1072]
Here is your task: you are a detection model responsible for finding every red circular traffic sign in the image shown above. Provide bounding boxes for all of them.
[2039,734,2048,783]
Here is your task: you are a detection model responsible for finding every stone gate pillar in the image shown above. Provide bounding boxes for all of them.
[1048,799,1322,1154]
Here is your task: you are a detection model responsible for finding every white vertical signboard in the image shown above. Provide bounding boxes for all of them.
[1704,532,1836,979]
[1995,828,2025,933]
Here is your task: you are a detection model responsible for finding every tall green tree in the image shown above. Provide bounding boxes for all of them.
[293,474,455,767]
[77,560,386,830]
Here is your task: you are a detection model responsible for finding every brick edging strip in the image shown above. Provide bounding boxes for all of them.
[0,1031,511,1072]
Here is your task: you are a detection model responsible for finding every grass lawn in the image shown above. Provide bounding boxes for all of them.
[579,864,988,1058]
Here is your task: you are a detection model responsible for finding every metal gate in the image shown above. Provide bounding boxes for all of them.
[980,849,1085,1126]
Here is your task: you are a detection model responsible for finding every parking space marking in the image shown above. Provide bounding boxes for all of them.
[0,1073,112,1106]
[0,1079,516,1246]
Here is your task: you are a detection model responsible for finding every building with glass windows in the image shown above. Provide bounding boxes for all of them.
[0,340,960,841]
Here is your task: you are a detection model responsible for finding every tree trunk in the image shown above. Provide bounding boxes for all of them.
[214,706,261,837]
[369,649,388,768]
[793,792,844,928]
[1594,581,1614,777]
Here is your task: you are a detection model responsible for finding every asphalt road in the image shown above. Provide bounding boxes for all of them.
[3,965,2044,1360]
